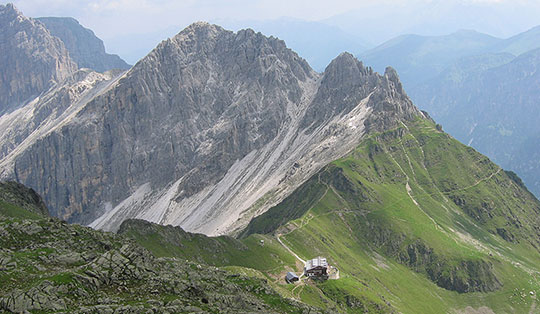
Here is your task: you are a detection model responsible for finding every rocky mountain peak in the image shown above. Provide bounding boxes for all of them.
[383,66,399,80]
[301,52,417,132]
[0,3,26,30]
[174,22,286,49]
[322,52,369,83]
[0,3,77,113]
[181,21,222,33]
[326,52,362,69]
[172,21,225,44]
[1,3,15,15]
[3,21,422,235]
[162,21,297,67]
[0,3,20,17]
[133,21,315,94]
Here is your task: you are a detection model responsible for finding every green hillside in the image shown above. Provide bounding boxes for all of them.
[122,118,540,313]
[242,118,540,313]
[118,219,298,272]
[120,220,392,312]
[410,48,540,199]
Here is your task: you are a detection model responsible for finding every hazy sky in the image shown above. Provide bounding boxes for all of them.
[10,0,540,63]
[13,0,540,37]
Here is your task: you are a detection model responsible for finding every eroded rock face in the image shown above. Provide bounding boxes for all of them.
[0,69,124,162]
[0,4,77,113]
[36,17,131,72]
[2,21,420,235]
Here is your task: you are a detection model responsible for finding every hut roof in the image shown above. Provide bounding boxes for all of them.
[286,272,299,280]
[305,256,328,271]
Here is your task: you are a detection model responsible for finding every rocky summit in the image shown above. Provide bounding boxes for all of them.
[0,18,421,235]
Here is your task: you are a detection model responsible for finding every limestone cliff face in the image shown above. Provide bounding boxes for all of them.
[2,22,420,235]
[36,17,131,72]
[0,69,124,162]
[0,4,77,113]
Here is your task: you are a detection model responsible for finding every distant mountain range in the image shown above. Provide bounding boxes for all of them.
[361,26,540,88]
[360,25,540,198]
[322,1,540,45]
[360,29,500,87]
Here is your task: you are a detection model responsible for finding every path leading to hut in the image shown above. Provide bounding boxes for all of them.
[277,233,306,265]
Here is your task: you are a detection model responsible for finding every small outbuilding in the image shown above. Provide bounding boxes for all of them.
[285,272,299,283]
[304,256,329,280]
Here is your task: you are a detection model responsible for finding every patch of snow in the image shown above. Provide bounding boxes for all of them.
[468,122,478,136]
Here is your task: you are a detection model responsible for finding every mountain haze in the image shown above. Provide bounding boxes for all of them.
[490,25,540,56]
[360,24,540,89]
[410,48,540,197]
[360,30,501,87]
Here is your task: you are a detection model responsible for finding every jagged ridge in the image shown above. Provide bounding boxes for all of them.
[1,20,420,236]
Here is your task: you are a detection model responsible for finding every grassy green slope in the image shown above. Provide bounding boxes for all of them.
[118,219,372,312]
[118,219,297,272]
[244,118,540,313]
